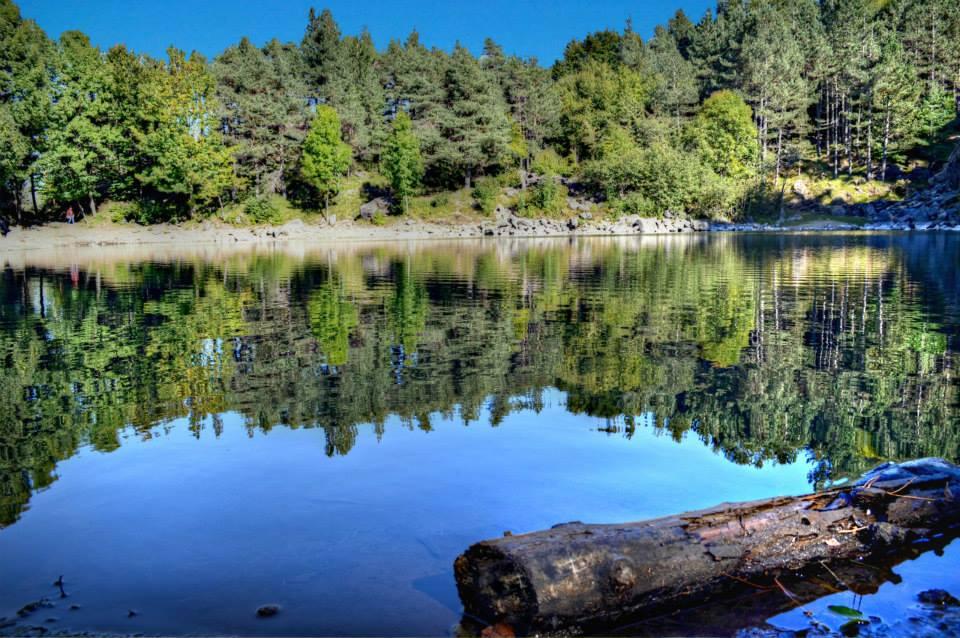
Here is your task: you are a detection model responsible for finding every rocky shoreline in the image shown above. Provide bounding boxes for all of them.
[1,144,957,253]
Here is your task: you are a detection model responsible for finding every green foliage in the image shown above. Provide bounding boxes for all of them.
[213,37,309,197]
[471,176,499,214]
[300,105,352,211]
[430,193,450,209]
[1,0,959,225]
[916,84,955,145]
[135,48,237,220]
[104,200,139,223]
[587,135,736,219]
[244,195,282,224]
[530,148,574,177]
[686,90,758,178]
[555,60,652,162]
[381,111,423,212]
[515,179,568,217]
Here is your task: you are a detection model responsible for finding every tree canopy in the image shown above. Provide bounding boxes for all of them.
[0,0,957,223]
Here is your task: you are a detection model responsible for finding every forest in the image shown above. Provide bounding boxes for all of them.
[0,0,958,225]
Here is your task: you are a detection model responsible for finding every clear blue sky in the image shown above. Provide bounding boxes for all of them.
[17,0,715,64]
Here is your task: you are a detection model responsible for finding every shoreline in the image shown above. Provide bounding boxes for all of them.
[1,213,956,256]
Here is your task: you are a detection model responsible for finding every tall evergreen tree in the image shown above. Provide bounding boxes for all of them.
[301,7,341,96]
[433,43,511,187]
[647,25,698,128]
[214,37,310,197]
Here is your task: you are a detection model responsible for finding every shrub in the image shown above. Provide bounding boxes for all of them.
[514,180,569,218]
[531,148,574,177]
[530,179,567,215]
[471,177,499,215]
[371,210,387,226]
[105,201,139,224]
[244,196,281,224]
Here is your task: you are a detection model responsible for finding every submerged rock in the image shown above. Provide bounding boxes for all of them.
[256,604,281,618]
[917,589,960,607]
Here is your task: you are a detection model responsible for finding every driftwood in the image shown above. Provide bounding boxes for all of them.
[454,458,960,634]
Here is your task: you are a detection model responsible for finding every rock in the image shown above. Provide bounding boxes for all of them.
[579,211,592,221]
[918,589,960,607]
[17,600,54,617]
[567,217,579,230]
[358,197,390,221]
[932,142,960,190]
[830,205,847,217]
[256,605,281,618]
[793,179,812,199]
[481,623,516,638]
[281,219,305,232]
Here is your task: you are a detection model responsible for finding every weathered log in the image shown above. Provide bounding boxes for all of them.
[454,458,960,634]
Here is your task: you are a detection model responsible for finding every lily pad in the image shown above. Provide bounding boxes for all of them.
[828,605,865,618]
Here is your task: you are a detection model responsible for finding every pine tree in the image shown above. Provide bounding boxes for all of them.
[381,111,423,213]
[740,3,811,181]
[326,29,385,163]
[871,31,919,181]
[647,26,698,128]
[300,104,351,216]
[434,44,510,188]
[301,7,341,96]
[214,37,310,196]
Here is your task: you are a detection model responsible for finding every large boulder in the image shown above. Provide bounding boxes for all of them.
[933,143,960,191]
[358,197,390,221]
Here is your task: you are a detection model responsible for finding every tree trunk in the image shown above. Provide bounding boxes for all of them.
[88,192,97,217]
[465,166,473,190]
[14,185,22,226]
[774,127,783,185]
[881,107,891,182]
[30,174,39,215]
[867,112,874,181]
[455,459,960,634]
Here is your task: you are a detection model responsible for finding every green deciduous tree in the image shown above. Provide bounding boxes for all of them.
[686,90,757,178]
[136,48,236,220]
[300,104,351,215]
[40,31,111,216]
[381,111,423,213]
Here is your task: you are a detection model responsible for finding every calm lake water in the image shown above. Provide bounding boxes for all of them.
[1,233,959,636]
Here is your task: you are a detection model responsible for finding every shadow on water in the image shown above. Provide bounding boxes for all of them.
[0,233,959,635]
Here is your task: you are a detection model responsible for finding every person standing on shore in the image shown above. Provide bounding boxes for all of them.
[66,206,75,224]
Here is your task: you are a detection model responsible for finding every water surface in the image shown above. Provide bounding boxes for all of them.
[0,234,958,635]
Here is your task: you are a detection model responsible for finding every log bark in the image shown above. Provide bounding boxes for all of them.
[454,458,960,634]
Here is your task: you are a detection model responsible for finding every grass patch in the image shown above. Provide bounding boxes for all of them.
[406,187,486,223]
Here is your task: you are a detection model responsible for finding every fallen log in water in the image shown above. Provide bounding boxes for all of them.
[454,458,960,634]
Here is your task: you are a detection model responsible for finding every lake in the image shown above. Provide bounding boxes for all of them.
[1,233,959,636]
